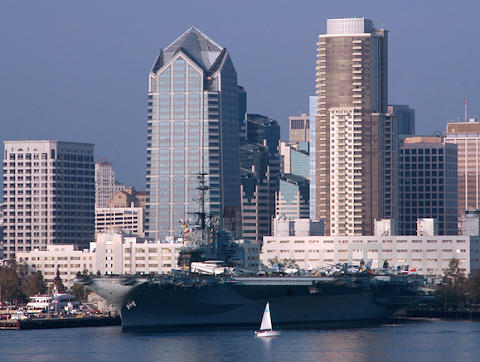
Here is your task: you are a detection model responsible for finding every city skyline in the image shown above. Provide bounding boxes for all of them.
[1,1,479,191]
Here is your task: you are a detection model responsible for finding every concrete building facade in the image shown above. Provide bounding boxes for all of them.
[3,140,95,258]
[398,137,458,235]
[289,113,310,142]
[17,244,95,289]
[309,96,317,220]
[95,207,145,237]
[445,119,480,214]
[263,234,480,275]
[315,18,395,236]
[91,232,261,275]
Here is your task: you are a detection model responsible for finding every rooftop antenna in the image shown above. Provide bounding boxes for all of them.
[464,98,467,123]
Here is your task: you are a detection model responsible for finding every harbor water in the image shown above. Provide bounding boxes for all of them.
[1,319,479,361]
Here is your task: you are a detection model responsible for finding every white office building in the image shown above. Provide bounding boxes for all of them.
[17,244,95,289]
[3,140,95,258]
[263,234,480,275]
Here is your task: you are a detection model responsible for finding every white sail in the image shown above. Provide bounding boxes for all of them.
[259,302,273,331]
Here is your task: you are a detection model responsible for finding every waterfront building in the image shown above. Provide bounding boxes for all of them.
[145,27,241,240]
[398,137,458,236]
[315,18,397,236]
[92,232,260,275]
[388,105,415,136]
[289,113,310,142]
[2,140,95,258]
[95,158,125,208]
[263,233,480,275]
[445,119,480,214]
[16,244,95,289]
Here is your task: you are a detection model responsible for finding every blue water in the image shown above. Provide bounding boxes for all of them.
[1,319,480,362]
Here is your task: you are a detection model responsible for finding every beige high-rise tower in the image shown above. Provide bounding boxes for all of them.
[445,119,480,213]
[315,18,396,236]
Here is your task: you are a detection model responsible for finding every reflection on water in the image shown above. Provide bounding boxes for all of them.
[1,320,480,362]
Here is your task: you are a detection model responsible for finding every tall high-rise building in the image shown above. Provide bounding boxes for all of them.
[95,158,124,208]
[240,113,280,242]
[397,137,458,235]
[315,18,395,236]
[309,96,317,220]
[289,114,310,142]
[445,119,480,213]
[145,27,241,239]
[2,140,95,258]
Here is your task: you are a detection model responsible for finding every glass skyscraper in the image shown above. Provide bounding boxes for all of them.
[145,27,241,239]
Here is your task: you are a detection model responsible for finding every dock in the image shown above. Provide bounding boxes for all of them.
[0,316,121,330]
[407,309,480,320]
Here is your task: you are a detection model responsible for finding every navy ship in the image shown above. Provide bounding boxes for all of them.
[77,173,431,331]
[79,270,429,331]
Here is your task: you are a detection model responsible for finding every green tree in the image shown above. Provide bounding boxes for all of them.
[23,270,48,298]
[435,258,467,309]
[281,258,299,269]
[467,268,480,307]
[267,256,281,267]
[53,268,66,294]
[71,284,89,302]
[0,259,26,304]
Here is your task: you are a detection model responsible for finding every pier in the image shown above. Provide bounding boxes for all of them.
[0,316,120,330]
[407,309,480,320]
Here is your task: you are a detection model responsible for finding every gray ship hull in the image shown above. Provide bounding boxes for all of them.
[81,275,427,331]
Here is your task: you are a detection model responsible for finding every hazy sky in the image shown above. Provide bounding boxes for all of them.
[1,1,479,190]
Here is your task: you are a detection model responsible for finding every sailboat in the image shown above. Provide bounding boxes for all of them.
[255,302,281,337]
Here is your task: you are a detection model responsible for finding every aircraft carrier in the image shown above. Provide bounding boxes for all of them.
[78,270,430,331]
[77,172,432,331]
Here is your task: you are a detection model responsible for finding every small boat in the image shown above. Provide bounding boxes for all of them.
[255,302,281,337]
[27,295,52,314]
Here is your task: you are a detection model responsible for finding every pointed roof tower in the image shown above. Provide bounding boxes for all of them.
[152,27,224,73]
